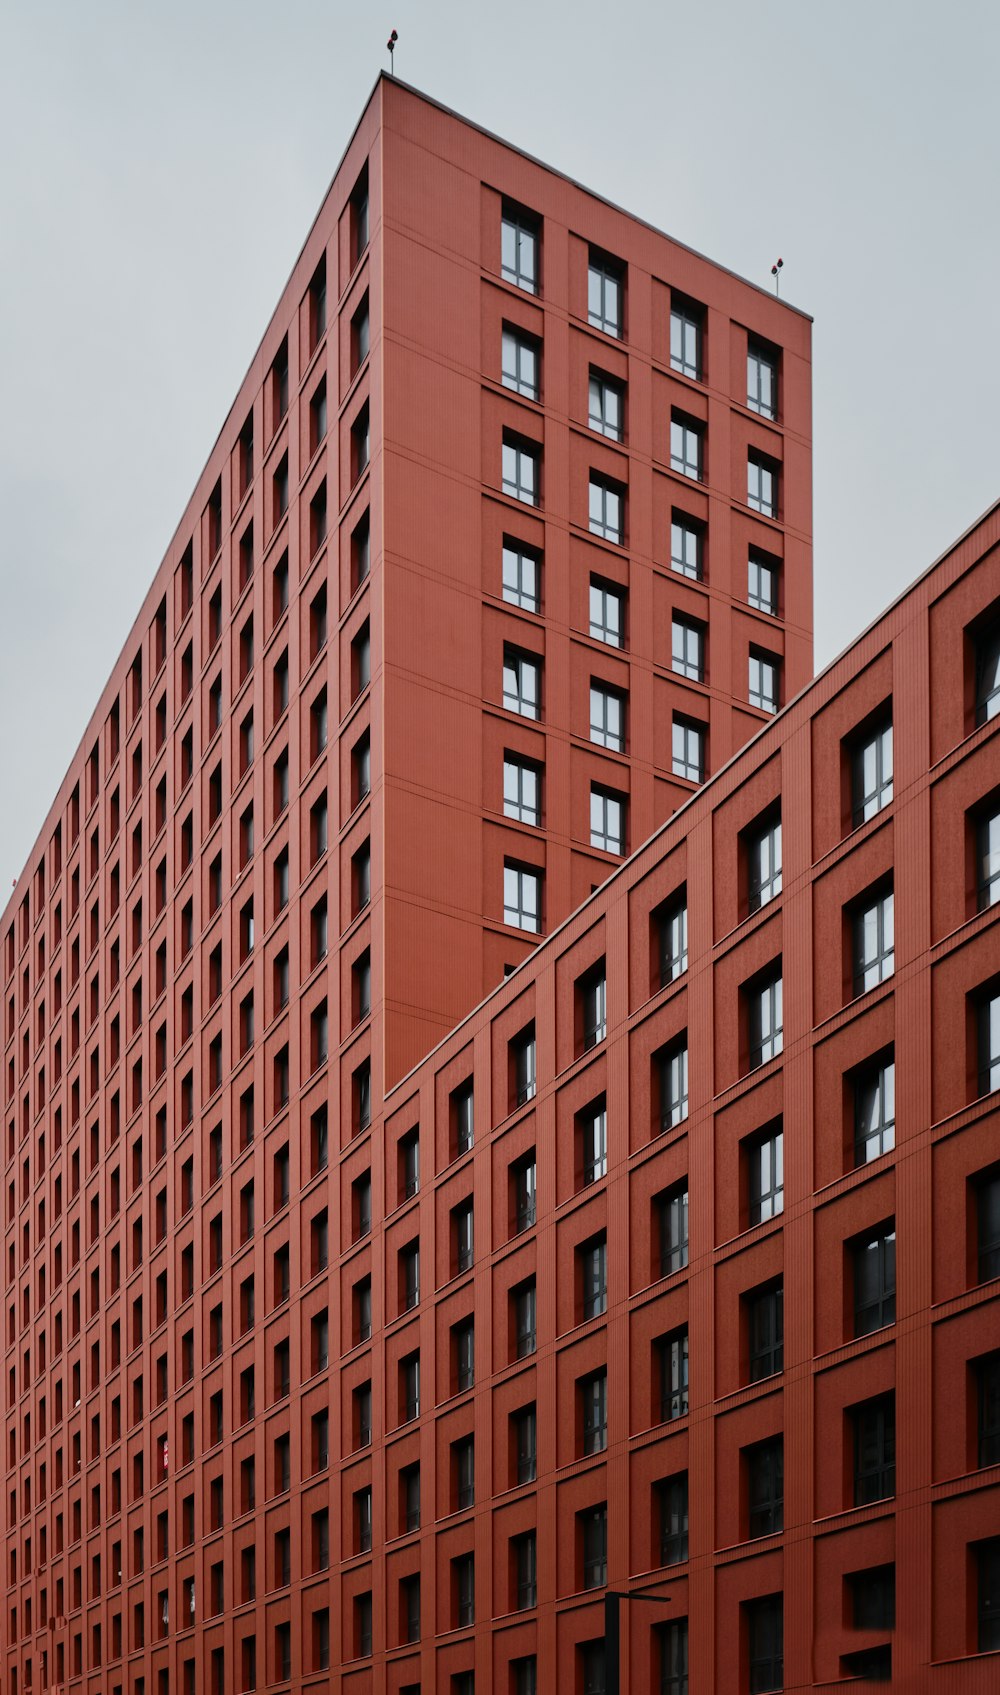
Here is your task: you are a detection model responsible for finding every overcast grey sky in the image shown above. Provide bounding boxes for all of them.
[1,0,997,891]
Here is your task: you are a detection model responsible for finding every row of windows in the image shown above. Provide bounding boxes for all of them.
[501,206,780,419]
[501,430,780,527]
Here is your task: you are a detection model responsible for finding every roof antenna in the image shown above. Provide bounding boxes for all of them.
[387,29,398,75]
[771,256,784,297]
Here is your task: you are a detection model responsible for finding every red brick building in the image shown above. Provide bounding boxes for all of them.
[10,71,999,1695]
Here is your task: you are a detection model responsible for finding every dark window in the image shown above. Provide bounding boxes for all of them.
[659,1619,689,1695]
[660,1328,689,1421]
[453,1081,474,1155]
[852,719,893,825]
[581,1370,607,1454]
[658,893,688,985]
[976,1167,1000,1280]
[853,888,894,994]
[501,207,538,293]
[977,1538,1000,1652]
[514,1531,537,1609]
[853,1225,896,1335]
[513,1280,536,1358]
[979,993,1000,1099]
[454,1198,474,1273]
[747,1438,783,1538]
[748,815,782,911]
[748,969,783,1068]
[503,646,541,719]
[977,1352,1000,1467]
[974,617,1000,727]
[747,1594,783,1694]
[581,1640,606,1695]
[581,1504,608,1588]
[660,1038,689,1130]
[454,1552,475,1626]
[512,1025,537,1106]
[853,1394,895,1504]
[514,1405,537,1483]
[454,1317,475,1391]
[659,1472,689,1564]
[659,1183,689,1276]
[513,1154,537,1232]
[401,1573,421,1643]
[580,1235,607,1319]
[855,1056,895,1164]
[748,1126,783,1225]
[849,1564,895,1631]
[747,1284,783,1382]
[588,253,622,337]
[977,806,1000,911]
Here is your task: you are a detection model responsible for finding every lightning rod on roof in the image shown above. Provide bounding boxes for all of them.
[387,29,398,75]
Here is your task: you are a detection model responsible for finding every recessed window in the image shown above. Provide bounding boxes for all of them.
[502,436,539,505]
[747,813,782,912]
[671,616,704,682]
[748,453,778,517]
[351,293,370,372]
[659,1328,689,1421]
[588,371,623,440]
[580,1370,607,1454]
[747,1125,784,1225]
[747,1438,783,1537]
[748,550,778,615]
[502,542,540,612]
[746,1595,783,1694]
[502,327,539,399]
[504,862,541,933]
[513,1529,537,1608]
[351,167,369,264]
[749,649,780,713]
[976,1353,1000,1468]
[501,206,538,294]
[310,379,328,454]
[503,756,541,827]
[973,614,1000,726]
[580,965,607,1049]
[514,1405,537,1483]
[748,967,783,1068]
[659,1038,689,1130]
[589,474,623,543]
[579,1235,607,1319]
[853,887,894,994]
[855,1054,895,1164]
[979,991,1000,1098]
[671,515,702,580]
[351,405,370,484]
[853,1393,895,1504]
[579,1096,608,1185]
[513,1280,536,1358]
[974,1166,1000,1280]
[747,1283,783,1382]
[852,717,893,825]
[352,510,371,588]
[853,1225,896,1336]
[590,785,625,855]
[453,1316,475,1390]
[977,1541,1000,1652]
[657,892,688,985]
[658,1182,689,1276]
[670,415,702,481]
[671,715,704,783]
[976,805,1000,910]
[512,1154,536,1232]
[670,299,702,380]
[512,1025,536,1107]
[452,1081,474,1156]
[589,578,624,647]
[660,1620,689,1695]
[590,683,625,751]
[503,647,540,719]
[747,340,778,418]
[588,252,622,337]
